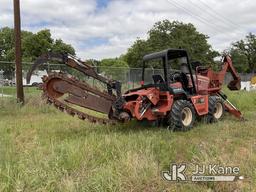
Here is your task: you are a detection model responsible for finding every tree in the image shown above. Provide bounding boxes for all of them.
[22,29,53,61]
[231,33,256,73]
[0,27,75,79]
[123,39,149,68]
[124,20,218,68]
[229,48,248,73]
[52,39,75,55]
[0,27,33,78]
[100,58,129,80]
[23,29,75,61]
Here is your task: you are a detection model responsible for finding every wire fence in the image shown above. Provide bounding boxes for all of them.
[0,61,255,97]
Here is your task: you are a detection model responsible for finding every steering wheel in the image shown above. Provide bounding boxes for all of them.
[169,72,189,89]
[169,71,181,82]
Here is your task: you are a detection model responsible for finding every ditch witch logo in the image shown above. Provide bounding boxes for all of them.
[162,164,244,182]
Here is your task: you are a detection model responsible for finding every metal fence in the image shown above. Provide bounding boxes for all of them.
[0,61,255,97]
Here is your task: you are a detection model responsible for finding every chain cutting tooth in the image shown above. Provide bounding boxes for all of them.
[78,114,85,120]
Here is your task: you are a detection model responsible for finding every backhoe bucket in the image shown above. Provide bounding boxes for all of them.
[227,80,241,90]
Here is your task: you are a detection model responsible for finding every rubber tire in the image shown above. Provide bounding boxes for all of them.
[205,96,224,123]
[167,100,196,131]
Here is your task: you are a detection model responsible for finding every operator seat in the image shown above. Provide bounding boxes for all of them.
[152,74,164,84]
[180,63,189,73]
[179,63,189,89]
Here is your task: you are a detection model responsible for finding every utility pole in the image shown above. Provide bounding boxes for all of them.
[13,0,24,103]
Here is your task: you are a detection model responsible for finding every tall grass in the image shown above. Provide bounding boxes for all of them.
[0,90,255,191]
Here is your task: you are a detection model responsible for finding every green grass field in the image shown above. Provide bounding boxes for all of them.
[0,86,40,96]
[0,90,256,191]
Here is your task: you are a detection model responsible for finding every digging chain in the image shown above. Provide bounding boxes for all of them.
[42,72,117,125]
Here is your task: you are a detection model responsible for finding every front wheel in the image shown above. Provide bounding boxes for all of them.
[205,96,224,123]
[167,100,196,131]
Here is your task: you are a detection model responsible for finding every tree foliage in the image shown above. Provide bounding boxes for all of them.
[230,33,256,73]
[0,27,75,62]
[99,58,129,80]
[0,27,75,78]
[124,20,218,68]
[22,29,53,61]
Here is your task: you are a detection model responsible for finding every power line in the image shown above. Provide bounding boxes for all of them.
[197,0,241,29]
[166,0,226,35]
[187,0,238,31]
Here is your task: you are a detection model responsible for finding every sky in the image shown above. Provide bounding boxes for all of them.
[0,0,256,60]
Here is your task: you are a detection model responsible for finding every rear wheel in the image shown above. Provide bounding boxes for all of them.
[205,96,224,123]
[167,100,196,131]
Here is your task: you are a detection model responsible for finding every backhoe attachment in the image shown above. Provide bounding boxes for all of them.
[195,55,243,120]
[222,56,241,91]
